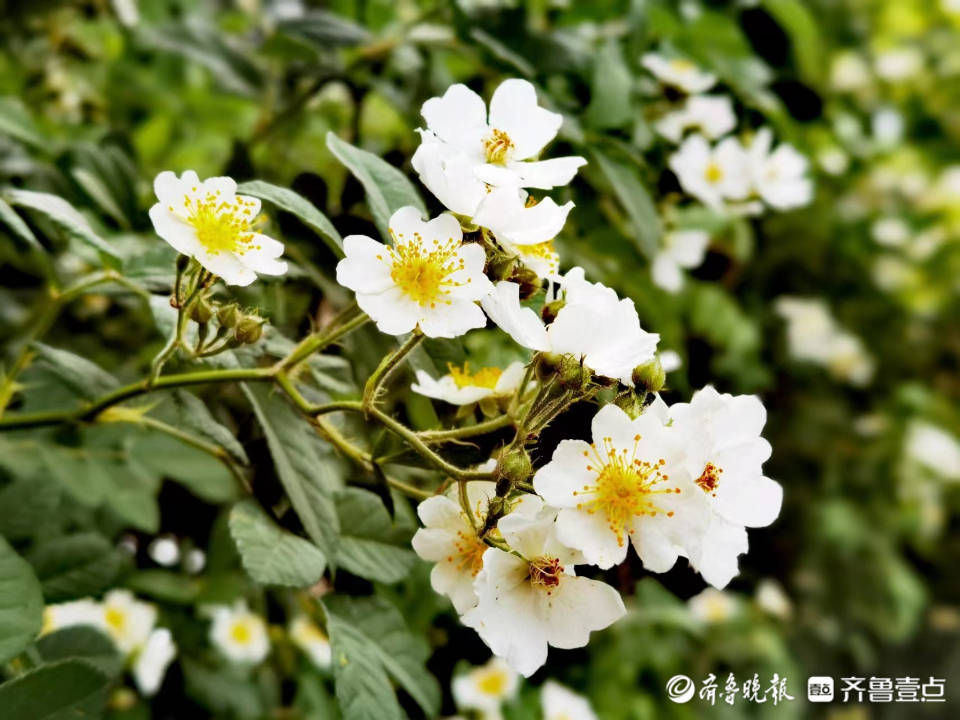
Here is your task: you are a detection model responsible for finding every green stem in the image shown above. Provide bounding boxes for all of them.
[278,308,366,371]
[417,413,514,444]
[362,332,423,408]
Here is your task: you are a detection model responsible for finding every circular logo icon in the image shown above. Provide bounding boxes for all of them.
[666,674,696,703]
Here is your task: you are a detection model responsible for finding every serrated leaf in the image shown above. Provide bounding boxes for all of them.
[37,626,124,678]
[334,488,415,583]
[170,390,249,465]
[324,595,440,720]
[29,343,119,401]
[237,179,342,257]
[326,132,425,240]
[229,500,327,587]
[0,475,60,541]
[0,536,43,664]
[591,148,661,258]
[242,384,341,563]
[4,189,119,260]
[0,658,111,720]
[29,533,124,602]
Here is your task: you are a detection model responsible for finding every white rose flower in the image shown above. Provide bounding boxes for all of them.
[651,229,710,292]
[415,79,586,194]
[687,587,739,624]
[533,404,699,571]
[745,128,813,210]
[481,269,659,387]
[830,51,872,92]
[669,134,751,209]
[101,590,157,655]
[655,95,736,143]
[905,421,960,481]
[641,53,717,94]
[149,171,287,286]
[874,47,923,82]
[412,361,528,406]
[41,598,104,636]
[132,628,177,696]
[451,657,519,720]
[412,479,497,614]
[289,616,332,669]
[462,498,626,677]
[755,579,793,620]
[209,601,270,664]
[541,681,598,720]
[336,206,493,338]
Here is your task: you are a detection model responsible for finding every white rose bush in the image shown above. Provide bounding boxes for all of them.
[0,0,957,718]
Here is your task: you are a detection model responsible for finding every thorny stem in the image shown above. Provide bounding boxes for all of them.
[416,412,514,444]
[362,332,423,409]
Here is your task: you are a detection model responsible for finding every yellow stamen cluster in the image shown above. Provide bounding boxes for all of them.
[669,59,696,73]
[174,188,261,255]
[574,435,681,546]
[104,607,127,632]
[704,162,724,184]
[381,230,469,307]
[230,620,253,645]
[446,529,487,577]
[695,462,722,497]
[483,128,515,164]
[476,668,510,696]
[528,556,564,594]
[447,361,502,389]
[516,240,559,275]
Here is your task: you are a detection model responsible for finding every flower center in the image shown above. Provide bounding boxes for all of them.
[695,462,722,497]
[477,669,509,696]
[230,620,253,645]
[483,128,515,164]
[176,188,260,255]
[104,607,127,632]
[382,231,468,307]
[528,556,564,594]
[515,240,559,274]
[447,362,502,389]
[669,59,696,74]
[448,529,487,577]
[704,162,724,184]
[575,435,681,546]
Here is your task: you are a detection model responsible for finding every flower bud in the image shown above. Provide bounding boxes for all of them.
[614,390,645,419]
[632,358,665,393]
[534,352,562,381]
[541,299,565,324]
[235,316,264,344]
[486,254,517,281]
[497,446,532,485]
[510,265,540,300]
[557,354,589,390]
[175,254,190,273]
[190,297,214,324]
[217,302,241,329]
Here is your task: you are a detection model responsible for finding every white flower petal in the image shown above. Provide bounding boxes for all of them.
[421,84,489,153]
[488,79,562,160]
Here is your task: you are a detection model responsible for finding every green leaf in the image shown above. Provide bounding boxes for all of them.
[237,180,343,257]
[29,533,124,602]
[0,475,60,541]
[182,658,264,718]
[0,658,111,720]
[324,595,440,720]
[242,384,341,562]
[169,390,249,466]
[585,41,633,129]
[326,132,425,240]
[0,96,47,149]
[29,343,119,401]
[0,536,43,664]
[468,29,536,77]
[125,569,201,605]
[36,626,124,678]
[590,148,661,258]
[275,10,371,48]
[3,189,119,261]
[334,488,416,583]
[229,499,327,587]
[0,196,41,251]
[762,0,824,84]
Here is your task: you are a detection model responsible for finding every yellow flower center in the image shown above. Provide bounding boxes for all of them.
[516,240,559,274]
[483,128,515,164]
[704,162,724,184]
[230,620,253,645]
[174,188,260,255]
[104,607,127,632]
[447,362,502,389]
[297,621,328,645]
[575,435,680,546]
[447,529,487,577]
[528,556,564,594]
[381,230,469,308]
[669,59,696,73]
[695,462,722,497]
[476,669,509,696]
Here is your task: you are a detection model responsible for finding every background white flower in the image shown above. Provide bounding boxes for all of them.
[669,134,750,209]
[42,599,104,636]
[209,601,270,664]
[100,589,157,655]
[289,616,332,669]
[746,128,813,210]
[655,95,736,143]
[132,628,177,696]
[336,206,492,338]
[451,657,519,720]
[412,361,527,406]
[642,53,717,93]
[541,681,599,720]
[149,170,287,286]
[687,587,739,624]
[651,229,710,292]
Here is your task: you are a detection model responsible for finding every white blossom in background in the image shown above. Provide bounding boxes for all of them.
[412,361,527,406]
[745,129,813,210]
[209,601,270,664]
[412,474,498,614]
[874,47,923,82]
[830,51,872,92]
[289,616,332,669]
[872,107,904,146]
[655,95,736,143]
[817,146,850,176]
[541,681,598,720]
[451,657,519,720]
[687,587,739,624]
[775,297,875,386]
[669,134,751,209]
[132,628,177,696]
[534,404,697,571]
[149,171,287,286]
[101,590,157,655]
[658,350,683,373]
[905,421,960,481]
[148,536,180,567]
[642,53,717,93]
[651,229,710,292]
[755,579,793,620]
[669,386,782,588]
[871,217,910,247]
[336,207,493,338]
[41,599,104,636]
[185,548,206,574]
[415,79,586,194]
[481,269,659,387]
[462,498,626,676]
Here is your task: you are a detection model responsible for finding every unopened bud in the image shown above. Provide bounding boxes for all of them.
[497,446,532,485]
[510,266,540,300]
[557,354,589,390]
[487,254,516,281]
[190,297,214,324]
[541,299,565,324]
[175,254,190,273]
[217,302,241,329]
[632,358,665,393]
[534,352,562,382]
[235,316,264,344]
[614,390,645,419]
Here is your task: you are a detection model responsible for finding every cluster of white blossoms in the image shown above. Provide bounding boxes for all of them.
[42,590,176,696]
[331,78,786,676]
[207,602,331,670]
